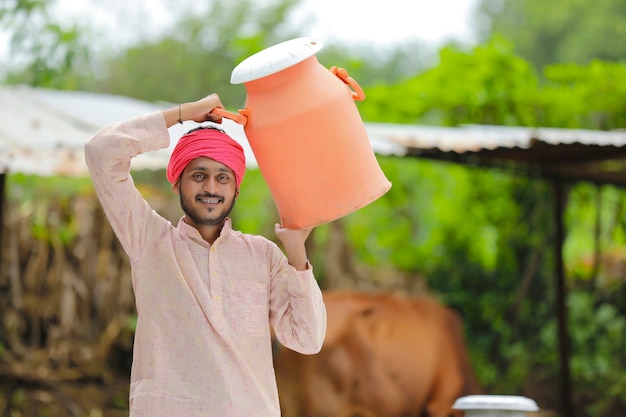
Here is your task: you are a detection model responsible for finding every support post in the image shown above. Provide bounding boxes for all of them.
[0,172,5,277]
[553,179,573,417]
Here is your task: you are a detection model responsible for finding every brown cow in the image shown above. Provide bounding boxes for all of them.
[273,291,482,417]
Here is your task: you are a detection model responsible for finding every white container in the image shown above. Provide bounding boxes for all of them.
[453,395,539,417]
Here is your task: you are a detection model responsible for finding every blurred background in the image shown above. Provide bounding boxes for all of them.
[1,0,626,416]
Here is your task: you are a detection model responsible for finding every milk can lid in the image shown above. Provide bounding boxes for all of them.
[453,395,539,412]
[230,37,324,84]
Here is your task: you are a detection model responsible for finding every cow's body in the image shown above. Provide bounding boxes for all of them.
[274,291,482,417]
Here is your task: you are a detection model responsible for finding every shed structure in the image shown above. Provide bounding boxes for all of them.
[366,121,626,417]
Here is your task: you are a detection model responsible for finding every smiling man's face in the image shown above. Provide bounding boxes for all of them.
[173,157,238,228]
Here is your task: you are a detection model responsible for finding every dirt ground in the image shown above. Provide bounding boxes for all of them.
[0,377,130,417]
[1,377,563,417]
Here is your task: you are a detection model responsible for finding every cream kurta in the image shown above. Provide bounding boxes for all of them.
[85,111,327,417]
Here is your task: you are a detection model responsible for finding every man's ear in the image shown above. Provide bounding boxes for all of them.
[235,187,240,198]
[172,179,180,194]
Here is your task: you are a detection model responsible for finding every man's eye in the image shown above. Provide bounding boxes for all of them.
[193,173,205,180]
[218,174,230,183]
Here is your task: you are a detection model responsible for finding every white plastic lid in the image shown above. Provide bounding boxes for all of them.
[230,37,324,84]
[453,395,539,412]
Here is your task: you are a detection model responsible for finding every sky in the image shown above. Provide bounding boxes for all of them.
[60,0,481,48]
[0,0,480,68]
[296,0,480,47]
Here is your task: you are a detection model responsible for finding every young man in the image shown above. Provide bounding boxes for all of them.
[84,93,327,417]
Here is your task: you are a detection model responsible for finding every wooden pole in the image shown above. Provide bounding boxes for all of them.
[0,172,5,277]
[553,179,573,417]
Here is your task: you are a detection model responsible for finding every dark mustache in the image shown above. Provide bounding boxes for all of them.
[196,193,224,200]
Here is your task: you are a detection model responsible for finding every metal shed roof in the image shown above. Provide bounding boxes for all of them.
[0,85,255,176]
[366,122,626,187]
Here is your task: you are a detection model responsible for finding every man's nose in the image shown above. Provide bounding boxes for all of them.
[203,177,219,193]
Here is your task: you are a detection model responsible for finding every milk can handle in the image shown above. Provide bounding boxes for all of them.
[330,66,366,102]
[211,107,248,126]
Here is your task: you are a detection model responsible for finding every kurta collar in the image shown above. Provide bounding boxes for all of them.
[176,217,234,245]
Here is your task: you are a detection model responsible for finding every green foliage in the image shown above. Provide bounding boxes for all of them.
[0,0,443,99]
[97,0,303,105]
[360,37,540,126]
[564,184,626,284]
[230,169,278,237]
[542,60,626,129]
[8,173,93,202]
[0,0,92,88]
[542,291,626,415]
[361,37,626,131]
[126,315,137,332]
[341,157,521,275]
[8,174,94,244]
[477,0,626,70]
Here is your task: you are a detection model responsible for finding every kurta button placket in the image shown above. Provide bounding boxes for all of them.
[209,266,223,332]
[211,270,219,299]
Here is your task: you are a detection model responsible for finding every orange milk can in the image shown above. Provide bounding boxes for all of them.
[213,37,392,229]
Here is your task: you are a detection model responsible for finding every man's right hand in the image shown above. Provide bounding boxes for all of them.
[163,93,225,127]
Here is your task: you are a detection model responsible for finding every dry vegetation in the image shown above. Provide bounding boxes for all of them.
[1,189,137,416]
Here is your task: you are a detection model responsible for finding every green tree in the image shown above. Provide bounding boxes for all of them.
[541,60,626,130]
[96,0,305,105]
[360,36,540,126]
[360,37,626,130]
[476,0,626,70]
[0,0,92,88]
[0,0,435,100]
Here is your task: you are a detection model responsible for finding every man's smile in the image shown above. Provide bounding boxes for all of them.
[197,195,223,205]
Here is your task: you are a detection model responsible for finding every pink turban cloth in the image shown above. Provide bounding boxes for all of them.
[166,128,246,187]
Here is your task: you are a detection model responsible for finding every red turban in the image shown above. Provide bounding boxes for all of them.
[166,128,246,187]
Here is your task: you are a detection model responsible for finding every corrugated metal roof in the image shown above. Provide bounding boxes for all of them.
[0,85,256,176]
[366,122,626,152]
[366,122,626,186]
